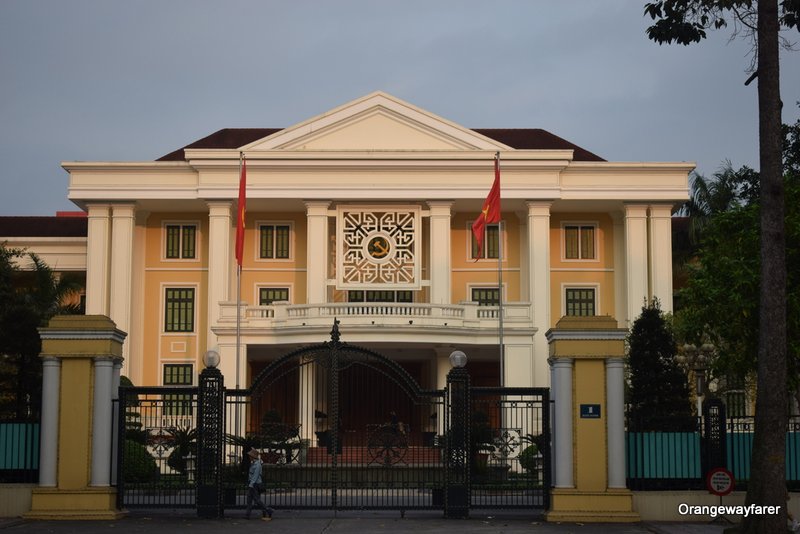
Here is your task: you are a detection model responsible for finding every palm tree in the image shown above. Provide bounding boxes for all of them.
[0,245,83,419]
[676,162,759,246]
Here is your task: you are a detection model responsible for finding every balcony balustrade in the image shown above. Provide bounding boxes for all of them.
[217,301,532,330]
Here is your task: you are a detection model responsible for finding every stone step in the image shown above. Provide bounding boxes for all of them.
[305,446,442,465]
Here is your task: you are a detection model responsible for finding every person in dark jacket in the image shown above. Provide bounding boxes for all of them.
[245,448,274,521]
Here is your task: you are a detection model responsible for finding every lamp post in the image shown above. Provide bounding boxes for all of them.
[677,343,711,415]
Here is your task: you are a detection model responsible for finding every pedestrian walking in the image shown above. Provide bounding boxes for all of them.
[245,448,274,521]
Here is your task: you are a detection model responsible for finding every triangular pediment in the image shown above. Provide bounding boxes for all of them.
[242,92,509,152]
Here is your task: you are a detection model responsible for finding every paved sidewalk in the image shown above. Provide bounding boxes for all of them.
[0,510,731,533]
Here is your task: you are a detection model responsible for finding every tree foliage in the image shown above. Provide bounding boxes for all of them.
[644,0,799,45]
[644,2,794,530]
[675,115,800,396]
[627,300,695,431]
[0,245,83,419]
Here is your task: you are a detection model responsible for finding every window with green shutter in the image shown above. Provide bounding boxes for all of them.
[259,287,290,305]
[259,224,291,259]
[163,364,193,416]
[565,288,595,316]
[347,290,414,303]
[471,287,500,306]
[165,224,197,259]
[164,288,195,332]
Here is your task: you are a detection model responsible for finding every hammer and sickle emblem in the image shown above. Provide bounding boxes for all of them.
[368,236,390,258]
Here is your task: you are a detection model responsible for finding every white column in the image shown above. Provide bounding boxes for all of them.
[518,214,529,302]
[298,356,316,442]
[606,357,626,489]
[38,357,61,487]
[90,357,114,486]
[551,357,574,488]
[128,210,149,386]
[527,201,552,386]
[505,343,534,387]
[109,204,135,375]
[648,204,674,313]
[110,358,122,485]
[427,201,454,304]
[85,204,111,315]
[207,201,232,351]
[305,201,331,304]
[624,204,649,325]
[611,212,627,325]
[217,342,243,391]
[434,348,452,435]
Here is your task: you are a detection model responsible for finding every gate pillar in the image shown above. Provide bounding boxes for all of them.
[444,352,470,519]
[544,316,639,523]
[26,315,127,520]
[197,359,224,518]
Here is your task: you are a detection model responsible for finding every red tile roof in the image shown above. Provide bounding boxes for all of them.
[157,127,605,162]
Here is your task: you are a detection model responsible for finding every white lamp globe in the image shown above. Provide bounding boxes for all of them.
[449,350,467,368]
[203,348,221,369]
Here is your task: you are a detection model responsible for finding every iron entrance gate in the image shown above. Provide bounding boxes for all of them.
[222,325,448,511]
[115,326,551,515]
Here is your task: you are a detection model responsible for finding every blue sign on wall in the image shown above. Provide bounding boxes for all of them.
[580,404,601,419]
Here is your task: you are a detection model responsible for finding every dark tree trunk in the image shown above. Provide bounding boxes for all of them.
[742,0,788,532]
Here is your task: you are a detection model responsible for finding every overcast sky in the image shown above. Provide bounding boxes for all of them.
[1,1,798,216]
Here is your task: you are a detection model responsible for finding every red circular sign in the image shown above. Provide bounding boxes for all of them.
[706,468,735,496]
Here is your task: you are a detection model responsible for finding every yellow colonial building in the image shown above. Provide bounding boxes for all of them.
[13,92,692,393]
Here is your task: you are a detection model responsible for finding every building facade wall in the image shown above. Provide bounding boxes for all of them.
[50,92,691,390]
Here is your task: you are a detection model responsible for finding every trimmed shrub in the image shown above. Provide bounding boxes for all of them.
[123,439,158,483]
[519,444,539,473]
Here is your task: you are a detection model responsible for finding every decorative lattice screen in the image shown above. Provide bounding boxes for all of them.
[336,206,421,289]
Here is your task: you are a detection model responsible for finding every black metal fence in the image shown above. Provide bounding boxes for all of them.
[115,386,199,509]
[114,328,551,515]
[470,387,550,510]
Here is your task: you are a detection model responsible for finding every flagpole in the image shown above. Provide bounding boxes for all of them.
[496,152,504,387]
[236,153,242,391]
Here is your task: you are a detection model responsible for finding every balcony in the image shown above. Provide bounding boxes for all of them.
[217,301,533,331]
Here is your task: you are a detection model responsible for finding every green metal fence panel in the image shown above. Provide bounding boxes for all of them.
[0,422,40,469]
[727,431,800,482]
[626,432,701,479]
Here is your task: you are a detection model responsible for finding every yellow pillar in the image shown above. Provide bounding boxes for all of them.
[26,315,127,520]
[544,315,639,523]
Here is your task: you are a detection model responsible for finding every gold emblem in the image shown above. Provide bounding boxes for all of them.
[367,236,390,259]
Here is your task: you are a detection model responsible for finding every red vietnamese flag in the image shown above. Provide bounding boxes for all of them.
[235,156,247,267]
[471,155,501,260]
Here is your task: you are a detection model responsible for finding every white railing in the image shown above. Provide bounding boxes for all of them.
[217,301,532,330]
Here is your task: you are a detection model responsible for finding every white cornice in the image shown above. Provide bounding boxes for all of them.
[62,161,192,172]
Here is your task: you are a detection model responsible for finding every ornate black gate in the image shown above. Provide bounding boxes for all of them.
[222,322,448,512]
[115,323,551,516]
